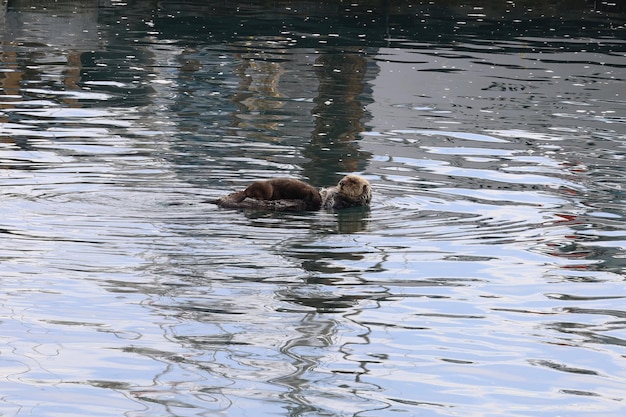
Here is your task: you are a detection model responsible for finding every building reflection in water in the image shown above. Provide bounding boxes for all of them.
[225,36,375,185]
[304,49,374,186]
[230,43,288,136]
[0,0,103,150]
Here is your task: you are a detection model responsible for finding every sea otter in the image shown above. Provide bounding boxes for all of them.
[320,174,372,209]
[210,175,371,211]
[213,178,322,211]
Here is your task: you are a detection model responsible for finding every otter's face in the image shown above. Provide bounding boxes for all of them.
[338,175,370,200]
[245,182,272,200]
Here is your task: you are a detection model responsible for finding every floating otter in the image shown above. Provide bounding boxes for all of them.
[210,175,370,211]
[320,174,372,209]
[212,178,322,211]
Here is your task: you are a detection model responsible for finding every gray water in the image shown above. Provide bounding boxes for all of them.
[1,1,625,416]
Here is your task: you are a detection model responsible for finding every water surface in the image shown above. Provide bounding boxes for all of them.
[1,1,625,416]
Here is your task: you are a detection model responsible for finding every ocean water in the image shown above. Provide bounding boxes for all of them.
[0,1,625,416]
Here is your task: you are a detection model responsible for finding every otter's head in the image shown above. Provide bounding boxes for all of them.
[244,181,272,200]
[337,174,372,203]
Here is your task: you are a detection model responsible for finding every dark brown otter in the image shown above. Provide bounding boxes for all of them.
[228,178,322,210]
[320,174,371,209]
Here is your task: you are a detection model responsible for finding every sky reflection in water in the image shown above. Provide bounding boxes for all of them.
[0,1,625,416]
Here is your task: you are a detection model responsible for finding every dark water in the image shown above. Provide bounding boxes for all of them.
[1,1,625,416]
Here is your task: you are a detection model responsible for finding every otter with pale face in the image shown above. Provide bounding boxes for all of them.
[210,175,371,211]
[320,174,372,209]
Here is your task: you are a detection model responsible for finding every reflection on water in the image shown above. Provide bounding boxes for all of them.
[1,1,625,416]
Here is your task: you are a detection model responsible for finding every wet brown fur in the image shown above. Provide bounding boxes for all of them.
[233,178,322,210]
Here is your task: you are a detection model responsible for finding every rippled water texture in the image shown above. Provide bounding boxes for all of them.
[1,1,625,416]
